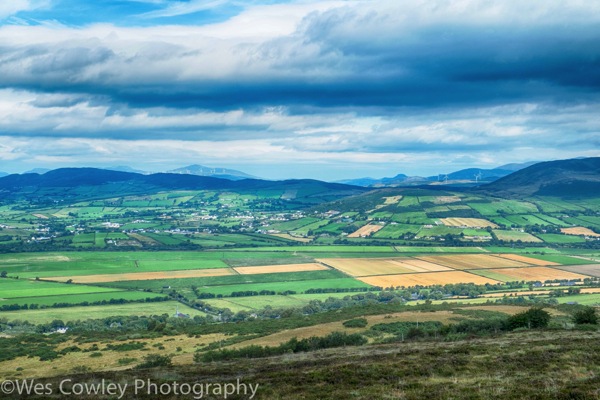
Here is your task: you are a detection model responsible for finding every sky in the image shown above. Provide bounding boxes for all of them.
[0,0,599,181]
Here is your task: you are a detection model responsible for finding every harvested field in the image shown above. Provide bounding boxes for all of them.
[46,268,235,283]
[494,253,560,266]
[319,258,416,276]
[561,227,600,237]
[358,271,499,288]
[268,233,312,243]
[440,218,498,228]
[417,254,531,270]
[390,258,452,272]
[348,224,384,238]
[555,264,600,278]
[472,267,590,283]
[234,263,329,275]
[493,230,542,243]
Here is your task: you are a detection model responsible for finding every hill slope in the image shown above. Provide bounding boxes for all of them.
[479,157,600,197]
[0,168,366,204]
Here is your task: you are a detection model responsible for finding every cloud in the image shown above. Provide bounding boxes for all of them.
[0,0,599,177]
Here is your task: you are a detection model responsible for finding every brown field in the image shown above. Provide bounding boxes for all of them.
[440,218,498,228]
[390,258,452,272]
[555,264,600,278]
[468,305,566,316]
[561,227,600,237]
[234,263,329,275]
[46,268,235,283]
[494,253,559,266]
[348,224,385,238]
[358,271,499,288]
[417,254,531,270]
[483,267,590,282]
[319,258,416,276]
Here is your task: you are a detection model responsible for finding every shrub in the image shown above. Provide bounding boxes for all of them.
[136,354,172,369]
[343,318,368,328]
[507,308,551,330]
[572,306,598,325]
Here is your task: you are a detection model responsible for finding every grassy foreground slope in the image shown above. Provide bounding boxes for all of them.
[15,329,600,400]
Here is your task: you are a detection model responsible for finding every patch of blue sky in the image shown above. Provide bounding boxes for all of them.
[4,0,293,27]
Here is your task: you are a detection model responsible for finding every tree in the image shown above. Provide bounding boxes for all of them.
[573,306,598,325]
[0,271,7,278]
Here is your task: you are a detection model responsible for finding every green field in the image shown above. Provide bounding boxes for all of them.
[0,279,121,298]
[195,278,370,296]
[0,301,205,324]
[0,290,166,307]
[536,233,587,244]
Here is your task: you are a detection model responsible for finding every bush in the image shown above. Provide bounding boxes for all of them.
[343,318,368,328]
[572,306,598,325]
[507,308,551,330]
[137,354,173,369]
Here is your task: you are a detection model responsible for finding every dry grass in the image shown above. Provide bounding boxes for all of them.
[358,271,499,287]
[46,268,235,283]
[494,253,559,266]
[468,305,566,316]
[561,227,600,237]
[234,263,328,275]
[230,311,460,349]
[440,218,498,228]
[0,333,230,380]
[348,224,384,238]
[485,266,591,282]
[417,254,531,270]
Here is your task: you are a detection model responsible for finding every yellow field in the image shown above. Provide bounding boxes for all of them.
[561,227,600,237]
[390,258,452,272]
[417,254,531,270]
[358,271,499,288]
[485,267,590,282]
[234,263,329,275]
[348,224,385,238]
[46,268,235,283]
[494,253,559,266]
[434,196,462,204]
[319,258,416,276]
[440,218,498,228]
[383,195,403,204]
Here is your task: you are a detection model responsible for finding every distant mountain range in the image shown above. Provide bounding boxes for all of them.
[167,164,257,180]
[337,161,538,187]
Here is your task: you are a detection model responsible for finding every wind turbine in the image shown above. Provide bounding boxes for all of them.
[474,171,482,183]
[444,174,449,183]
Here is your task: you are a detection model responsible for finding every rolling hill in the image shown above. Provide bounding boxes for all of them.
[0,168,366,204]
[167,164,257,180]
[479,157,600,197]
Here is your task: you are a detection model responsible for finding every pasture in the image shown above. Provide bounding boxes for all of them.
[561,227,600,237]
[0,301,204,324]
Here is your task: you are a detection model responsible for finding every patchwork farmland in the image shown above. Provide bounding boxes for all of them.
[1,247,597,321]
